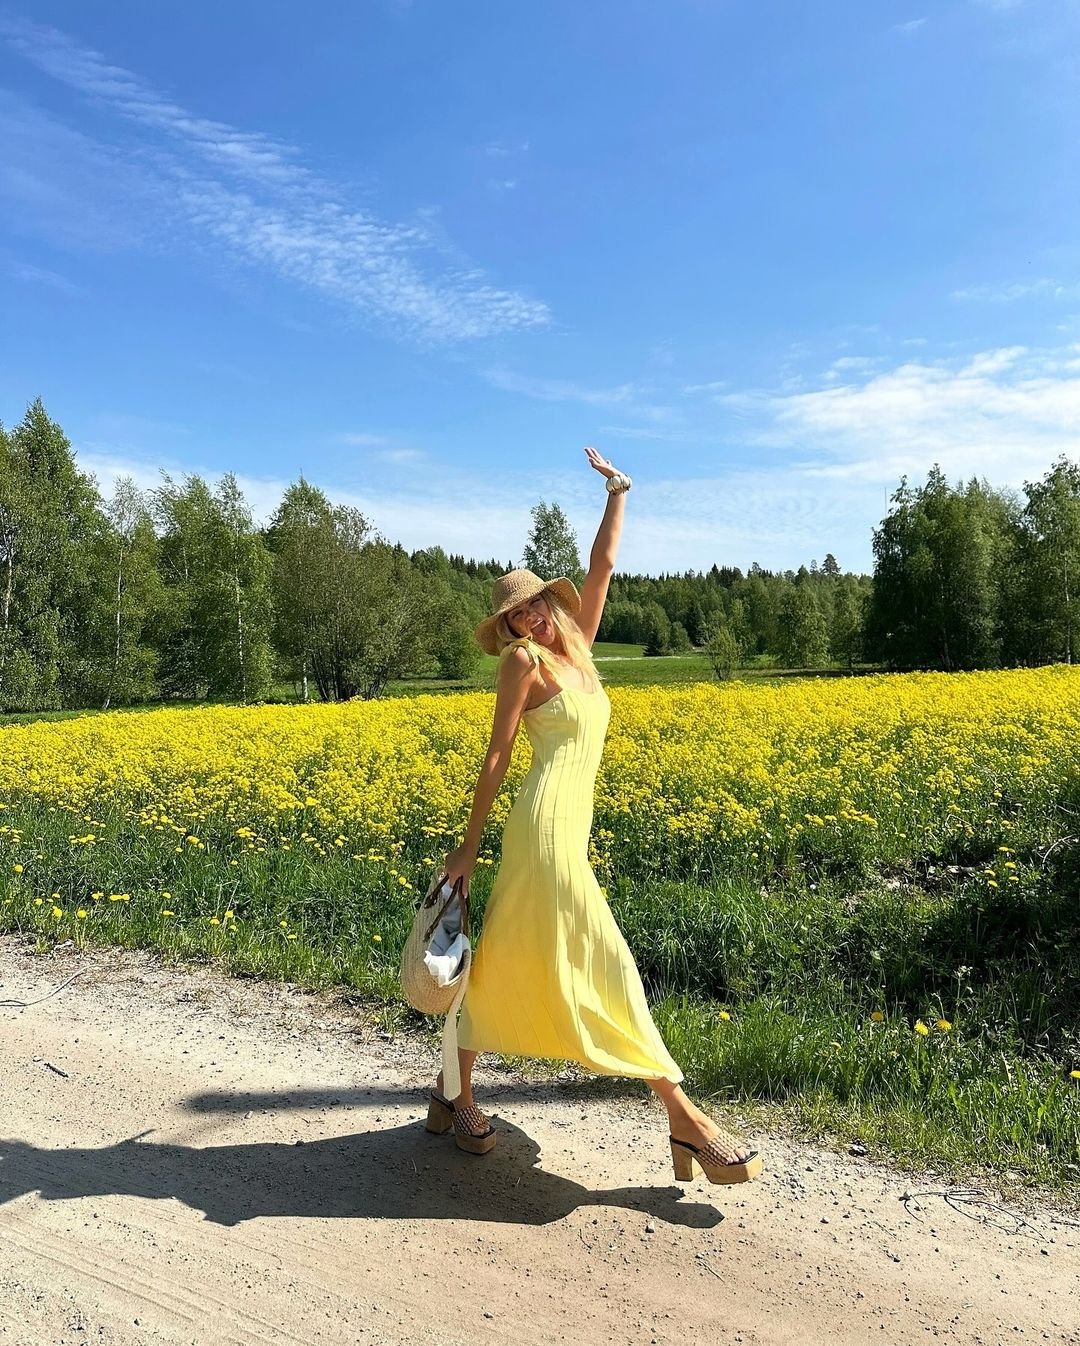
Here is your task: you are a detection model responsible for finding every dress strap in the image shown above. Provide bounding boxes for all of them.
[502,637,562,678]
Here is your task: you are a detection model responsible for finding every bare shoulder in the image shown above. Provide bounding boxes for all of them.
[494,642,539,720]
[499,640,537,672]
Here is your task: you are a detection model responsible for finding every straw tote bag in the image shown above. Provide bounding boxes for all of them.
[400,870,471,1098]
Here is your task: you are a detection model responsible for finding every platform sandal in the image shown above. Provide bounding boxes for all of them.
[670,1127,762,1185]
[426,1090,497,1156]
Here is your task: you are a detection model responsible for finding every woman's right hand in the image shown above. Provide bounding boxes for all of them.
[442,844,477,895]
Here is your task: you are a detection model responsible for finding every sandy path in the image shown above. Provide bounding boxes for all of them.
[1,937,1077,1346]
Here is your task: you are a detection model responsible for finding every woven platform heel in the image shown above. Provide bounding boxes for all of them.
[425,1092,454,1135]
[451,1101,497,1156]
[425,1091,497,1155]
[670,1129,763,1185]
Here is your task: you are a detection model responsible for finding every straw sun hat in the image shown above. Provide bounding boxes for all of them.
[474,569,581,655]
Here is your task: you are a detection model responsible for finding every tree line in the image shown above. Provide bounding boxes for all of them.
[1,399,1077,711]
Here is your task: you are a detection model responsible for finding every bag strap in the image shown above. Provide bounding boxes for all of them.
[422,873,470,943]
[440,967,470,1099]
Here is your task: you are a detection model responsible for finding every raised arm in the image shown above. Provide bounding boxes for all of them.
[442,645,536,894]
[576,446,630,646]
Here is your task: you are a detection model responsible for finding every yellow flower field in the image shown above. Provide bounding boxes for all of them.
[1,665,1078,882]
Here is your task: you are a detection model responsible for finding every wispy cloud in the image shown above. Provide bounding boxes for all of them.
[484,140,530,158]
[70,347,1080,577]
[337,433,392,448]
[598,424,692,442]
[951,277,1079,302]
[824,355,884,381]
[893,18,928,34]
[762,345,1080,485]
[7,259,83,294]
[335,432,425,466]
[75,446,532,564]
[483,368,637,406]
[0,17,549,342]
[376,447,426,465]
[483,366,679,430]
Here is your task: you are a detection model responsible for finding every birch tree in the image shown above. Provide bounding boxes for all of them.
[95,479,161,708]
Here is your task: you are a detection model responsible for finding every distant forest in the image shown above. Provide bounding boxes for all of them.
[1,398,1078,711]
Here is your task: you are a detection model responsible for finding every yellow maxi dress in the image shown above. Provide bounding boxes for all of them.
[457,639,683,1083]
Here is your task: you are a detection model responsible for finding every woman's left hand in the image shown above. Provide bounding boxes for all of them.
[584,445,621,481]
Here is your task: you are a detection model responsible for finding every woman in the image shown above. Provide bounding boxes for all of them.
[427,447,762,1186]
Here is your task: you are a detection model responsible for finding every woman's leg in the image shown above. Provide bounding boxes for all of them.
[435,1047,479,1105]
[648,1076,753,1162]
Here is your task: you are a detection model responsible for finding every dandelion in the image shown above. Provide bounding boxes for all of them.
[719,1010,732,1022]
[208,917,220,926]
[161,892,172,901]
[914,1020,930,1036]
[76,909,88,919]
[34,897,43,907]
[161,910,175,917]
[12,863,22,873]
[224,910,234,920]
[108,893,130,902]
[870,1011,884,1023]
[372,933,382,943]
[935,1019,952,1032]
[279,919,288,928]
[52,905,62,919]
[1071,1070,1080,1081]
[287,933,298,941]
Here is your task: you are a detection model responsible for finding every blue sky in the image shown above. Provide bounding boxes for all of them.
[2,1,1079,574]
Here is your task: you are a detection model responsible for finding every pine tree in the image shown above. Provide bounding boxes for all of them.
[0,401,104,710]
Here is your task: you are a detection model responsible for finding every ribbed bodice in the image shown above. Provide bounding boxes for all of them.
[517,684,611,851]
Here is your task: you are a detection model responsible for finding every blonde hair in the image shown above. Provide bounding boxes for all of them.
[493,588,600,692]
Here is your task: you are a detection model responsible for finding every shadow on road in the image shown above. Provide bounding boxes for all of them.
[0,1111,724,1231]
[181,1077,648,1115]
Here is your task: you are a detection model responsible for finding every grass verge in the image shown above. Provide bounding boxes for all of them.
[2,814,1077,1193]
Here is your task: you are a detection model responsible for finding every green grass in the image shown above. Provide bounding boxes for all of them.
[2,788,1078,1192]
[591,641,646,659]
[1,645,870,725]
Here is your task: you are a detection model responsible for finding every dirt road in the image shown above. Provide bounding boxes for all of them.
[1,936,1077,1346]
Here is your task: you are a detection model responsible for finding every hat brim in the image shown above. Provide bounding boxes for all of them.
[475,577,581,655]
